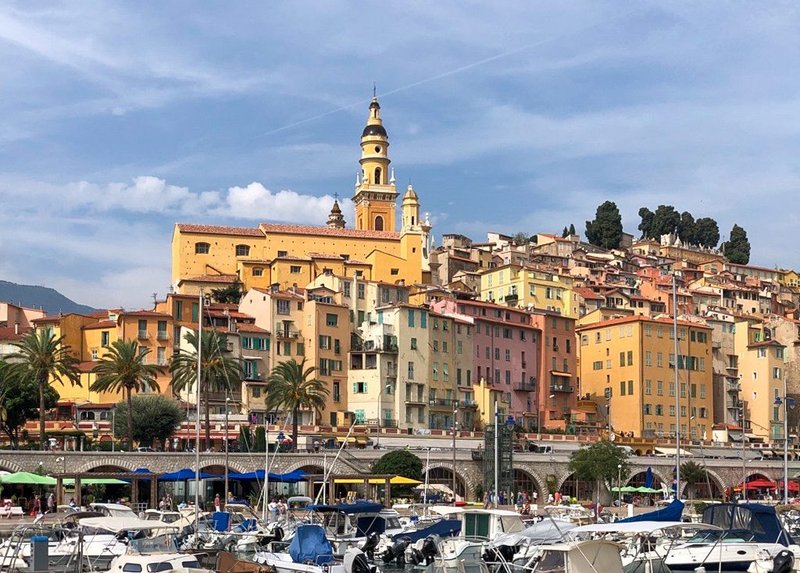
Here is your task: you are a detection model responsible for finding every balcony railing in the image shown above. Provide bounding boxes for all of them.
[514,382,537,392]
[276,329,301,339]
[405,396,426,405]
[428,398,457,408]
[157,331,169,341]
[550,384,573,393]
[137,331,149,340]
[461,399,478,408]
[366,418,398,429]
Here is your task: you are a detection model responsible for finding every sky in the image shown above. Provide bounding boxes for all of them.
[2,2,800,310]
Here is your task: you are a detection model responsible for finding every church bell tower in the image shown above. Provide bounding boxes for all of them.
[352,96,398,232]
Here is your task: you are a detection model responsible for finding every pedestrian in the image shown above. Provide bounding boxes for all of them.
[47,493,55,514]
[269,498,279,522]
[159,497,166,511]
[214,493,221,512]
[32,496,41,516]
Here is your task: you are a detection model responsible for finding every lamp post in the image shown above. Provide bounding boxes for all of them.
[774,377,793,505]
[452,406,458,503]
[617,463,622,513]
[672,271,681,500]
[111,407,116,452]
[224,394,230,506]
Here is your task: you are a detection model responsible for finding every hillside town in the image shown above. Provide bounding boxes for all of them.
[0,98,794,458]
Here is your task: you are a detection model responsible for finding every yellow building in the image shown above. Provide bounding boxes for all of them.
[578,316,713,440]
[172,97,431,294]
[479,263,576,317]
[734,319,788,442]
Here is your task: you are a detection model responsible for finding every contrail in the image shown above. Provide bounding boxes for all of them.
[260,6,642,137]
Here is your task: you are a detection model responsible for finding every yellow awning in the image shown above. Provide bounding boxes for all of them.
[333,476,423,485]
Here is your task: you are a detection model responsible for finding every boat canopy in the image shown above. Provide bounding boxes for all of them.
[571,521,714,534]
[78,516,176,532]
[228,469,307,483]
[307,500,384,514]
[702,503,794,546]
[491,519,576,547]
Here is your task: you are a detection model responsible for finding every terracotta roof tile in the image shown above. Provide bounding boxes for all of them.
[260,223,399,240]
[180,275,239,284]
[121,310,172,318]
[0,326,29,340]
[177,223,263,237]
[236,324,270,334]
[83,320,117,330]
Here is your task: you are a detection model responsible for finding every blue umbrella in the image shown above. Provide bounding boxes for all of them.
[159,468,214,481]
[644,467,654,489]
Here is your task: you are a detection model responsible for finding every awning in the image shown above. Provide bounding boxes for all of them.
[654,447,694,457]
[550,371,573,378]
[728,431,743,442]
[333,476,421,485]
[335,436,368,444]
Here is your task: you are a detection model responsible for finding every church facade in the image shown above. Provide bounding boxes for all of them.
[172,97,432,294]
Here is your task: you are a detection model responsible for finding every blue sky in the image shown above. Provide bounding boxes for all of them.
[2,2,800,310]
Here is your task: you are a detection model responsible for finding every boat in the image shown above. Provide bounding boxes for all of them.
[218,523,377,573]
[304,501,404,557]
[107,532,214,573]
[661,504,798,572]
[523,539,625,573]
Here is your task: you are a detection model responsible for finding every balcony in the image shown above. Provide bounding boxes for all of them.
[366,418,398,429]
[157,331,169,341]
[405,396,427,405]
[137,330,149,340]
[461,399,478,409]
[429,398,457,409]
[550,384,573,393]
[276,329,300,339]
[514,381,537,392]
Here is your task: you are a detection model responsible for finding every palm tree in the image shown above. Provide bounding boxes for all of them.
[265,358,329,452]
[170,329,241,450]
[9,330,80,450]
[90,340,162,450]
[680,460,708,499]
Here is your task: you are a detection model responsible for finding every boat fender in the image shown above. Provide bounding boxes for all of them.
[344,549,371,573]
[773,550,794,573]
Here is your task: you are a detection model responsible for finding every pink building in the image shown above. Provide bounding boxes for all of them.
[529,311,577,432]
[432,299,541,430]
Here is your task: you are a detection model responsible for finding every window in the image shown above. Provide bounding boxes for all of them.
[194,242,210,254]
[645,351,652,367]
[101,331,110,347]
[407,361,415,380]
[296,342,304,355]
[390,268,399,275]
[657,352,663,368]
[505,370,511,384]
[774,367,782,379]
[442,341,448,353]
[433,340,439,352]
[644,404,652,415]
[277,250,288,257]
[333,381,340,402]
[235,244,250,257]
[581,335,589,346]
[319,335,331,350]
[627,351,633,366]
[776,347,785,359]
[669,382,675,397]
[619,352,625,367]
[620,381,626,396]
[357,283,365,299]
[290,265,302,273]
[504,349,511,361]
[627,380,633,395]
[645,379,652,395]
[408,310,416,327]
[566,339,571,353]
[343,281,351,298]
[253,267,263,277]
[457,340,463,354]
[326,313,338,327]
[443,364,449,381]
[175,300,183,321]
[138,319,148,339]
[411,338,417,350]
[757,348,767,358]
[657,380,663,396]
[593,361,603,370]
[352,382,368,394]
[656,405,663,416]
[432,363,439,381]
[420,312,428,328]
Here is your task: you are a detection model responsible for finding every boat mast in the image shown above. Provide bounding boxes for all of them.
[194,289,203,538]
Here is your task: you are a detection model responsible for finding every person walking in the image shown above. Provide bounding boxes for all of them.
[214,493,221,512]
[47,493,55,514]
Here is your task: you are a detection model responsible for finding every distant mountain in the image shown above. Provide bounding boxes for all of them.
[0,280,96,316]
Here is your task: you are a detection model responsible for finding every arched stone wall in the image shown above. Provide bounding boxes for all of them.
[426,461,480,500]
[199,457,249,474]
[513,464,549,499]
[0,460,23,473]
[78,458,140,473]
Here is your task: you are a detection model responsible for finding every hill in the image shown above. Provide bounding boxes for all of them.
[0,280,96,316]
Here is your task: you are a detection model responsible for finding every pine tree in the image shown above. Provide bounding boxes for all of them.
[585,201,623,249]
[722,224,751,264]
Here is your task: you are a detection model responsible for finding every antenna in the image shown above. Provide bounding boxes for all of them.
[373,82,377,98]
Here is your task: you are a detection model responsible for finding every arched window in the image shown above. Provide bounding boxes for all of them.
[235,244,250,257]
[195,242,210,254]
[411,216,415,225]
[375,216,384,231]
[374,167,382,184]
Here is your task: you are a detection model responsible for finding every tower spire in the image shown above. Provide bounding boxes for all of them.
[373,82,377,98]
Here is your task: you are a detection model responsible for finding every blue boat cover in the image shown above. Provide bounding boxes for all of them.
[307,500,384,514]
[288,524,333,565]
[619,499,685,523]
[211,512,230,531]
[702,503,793,546]
[392,518,461,543]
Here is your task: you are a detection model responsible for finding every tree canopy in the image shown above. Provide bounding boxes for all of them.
[694,217,720,248]
[113,395,184,448]
[637,205,721,248]
[372,449,423,481]
[0,359,59,448]
[211,280,245,304]
[568,440,630,490]
[585,201,623,249]
[722,224,751,264]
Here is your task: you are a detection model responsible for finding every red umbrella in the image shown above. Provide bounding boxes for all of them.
[742,478,777,489]
[777,481,800,492]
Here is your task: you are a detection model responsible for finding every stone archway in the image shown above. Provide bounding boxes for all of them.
[426,461,480,500]
[199,459,249,474]
[0,460,23,473]
[78,458,139,473]
[423,466,466,500]
[557,472,594,502]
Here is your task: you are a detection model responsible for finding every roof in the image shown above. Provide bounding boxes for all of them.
[236,324,270,334]
[176,223,263,237]
[574,287,604,301]
[180,275,238,284]
[747,339,786,349]
[260,222,399,240]
[121,310,172,319]
[83,320,117,330]
[0,325,28,341]
[576,314,712,331]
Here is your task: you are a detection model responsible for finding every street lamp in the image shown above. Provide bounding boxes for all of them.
[451,406,458,503]
[111,407,116,452]
[774,381,793,505]
[617,464,622,513]
[224,394,230,506]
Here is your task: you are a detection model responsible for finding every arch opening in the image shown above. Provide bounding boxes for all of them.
[424,467,466,500]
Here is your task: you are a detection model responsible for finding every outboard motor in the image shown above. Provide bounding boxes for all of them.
[383,537,412,565]
[344,549,373,573]
[420,535,439,566]
[773,550,794,573]
[360,532,380,561]
[272,526,284,542]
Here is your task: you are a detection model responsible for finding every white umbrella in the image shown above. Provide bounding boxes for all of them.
[414,483,453,494]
